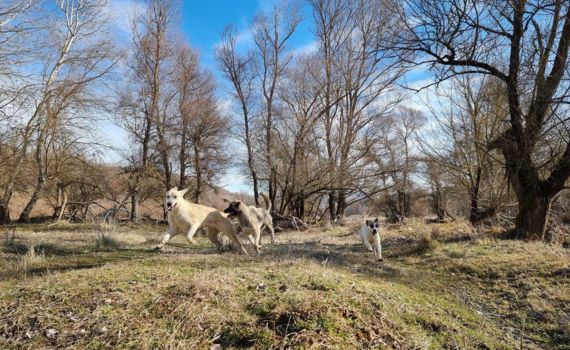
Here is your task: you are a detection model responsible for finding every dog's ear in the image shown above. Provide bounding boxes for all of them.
[375,218,379,223]
[178,188,189,196]
[235,201,241,207]
[223,198,230,203]
[366,220,370,225]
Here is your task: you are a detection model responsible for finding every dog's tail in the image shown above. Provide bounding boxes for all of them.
[260,192,272,212]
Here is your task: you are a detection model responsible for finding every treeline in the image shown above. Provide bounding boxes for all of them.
[0,0,569,241]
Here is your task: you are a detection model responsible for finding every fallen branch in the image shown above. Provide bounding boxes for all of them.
[272,213,309,231]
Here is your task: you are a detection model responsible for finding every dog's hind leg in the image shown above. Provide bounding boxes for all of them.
[206,228,223,252]
[267,222,275,244]
[223,229,248,255]
[252,228,262,254]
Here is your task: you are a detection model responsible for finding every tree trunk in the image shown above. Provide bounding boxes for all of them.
[252,170,260,206]
[468,167,482,224]
[501,138,558,239]
[18,176,46,223]
[193,144,202,203]
[432,184,445,222]
[130,192,139,223]
[336,192,346,220]
[513,191,552,240]
[328,191,337,221]
[0,189,13,223]
[19,123,49,223]
[178,116,188,189]
[53,184,68,221]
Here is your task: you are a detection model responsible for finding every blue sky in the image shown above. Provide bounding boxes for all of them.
[180,0,315,77]
[180,1,316,192]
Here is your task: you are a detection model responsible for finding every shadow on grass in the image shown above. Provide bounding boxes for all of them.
[257,240,420,280]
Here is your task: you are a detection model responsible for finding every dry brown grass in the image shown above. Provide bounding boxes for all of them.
[0,219,568,349]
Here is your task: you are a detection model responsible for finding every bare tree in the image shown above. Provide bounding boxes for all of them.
[312,0,406,220]
[173,44,200,189]
[122,0,176,221]
[397,0,570,239]
[185,73,230,203]
[310,0,351,221]
[253,3,301,207]
[0,0,117,223]
[419,76,509,224]
[216,26,261,205]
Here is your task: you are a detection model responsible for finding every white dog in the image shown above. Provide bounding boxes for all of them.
[359,218,383,261]
[222,192,275,254]
[157,187,248,254]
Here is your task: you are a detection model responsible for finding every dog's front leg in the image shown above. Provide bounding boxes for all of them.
[185,225,199,244]
[373,234,383,261]
[362,238,373,252]
[156,227,175,250]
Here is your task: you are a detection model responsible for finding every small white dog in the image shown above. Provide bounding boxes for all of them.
[157,187,248,254]
[359,218,383,261]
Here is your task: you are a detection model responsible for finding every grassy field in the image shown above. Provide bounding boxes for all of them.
[1,220,569,349]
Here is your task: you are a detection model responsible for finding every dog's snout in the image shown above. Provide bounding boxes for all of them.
[166,202,172,207]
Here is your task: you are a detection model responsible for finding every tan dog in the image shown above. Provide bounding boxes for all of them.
[157,187,248,254]
[223,192,275,254]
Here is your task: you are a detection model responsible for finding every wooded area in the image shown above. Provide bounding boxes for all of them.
[0,0,569,241]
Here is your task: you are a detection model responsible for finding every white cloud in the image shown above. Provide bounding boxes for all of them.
[291,40,318,57]
[235,27,254,46]
[220,171,252,194]
[104,0,147,38]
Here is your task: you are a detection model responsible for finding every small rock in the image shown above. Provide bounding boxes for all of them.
[255,283,266,291]
[25,330,33,339]
[45,328,58,339]
[66,311,78,321]
[100,326,108,333]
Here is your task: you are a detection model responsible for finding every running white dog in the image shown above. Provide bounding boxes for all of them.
[359,218,383,261]
[156,187,248,254]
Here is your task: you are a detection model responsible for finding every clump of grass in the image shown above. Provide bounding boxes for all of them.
[417,229,438,252]
[431,226,442,241]
[319,218,331,229]
[3,229,16,245]
[2,230,28,254]
[94,233,121,251]
[22,244,45,265]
